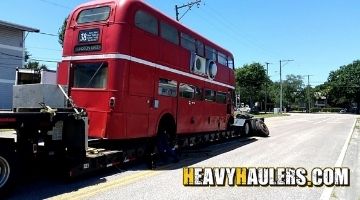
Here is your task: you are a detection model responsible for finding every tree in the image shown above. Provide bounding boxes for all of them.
[58,17,67,47]
[23,49,48,70]
[267,75,307,110]
[235,63,269,107]
[24,61,48,70]
[326,60,360,112]
[282,74,306,108]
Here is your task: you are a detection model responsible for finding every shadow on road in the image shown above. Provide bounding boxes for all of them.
[6,137,258,200]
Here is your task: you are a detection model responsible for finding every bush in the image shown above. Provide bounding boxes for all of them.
[310,107,342,113]
[310,108,321,113]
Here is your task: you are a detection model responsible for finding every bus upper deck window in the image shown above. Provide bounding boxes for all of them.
[77,6,111,24]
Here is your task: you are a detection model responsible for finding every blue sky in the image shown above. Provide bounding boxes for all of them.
[1,0,359,86]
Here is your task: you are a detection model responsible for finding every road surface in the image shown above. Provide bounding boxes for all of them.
[4,113,359,200]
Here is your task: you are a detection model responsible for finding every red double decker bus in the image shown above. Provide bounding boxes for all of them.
[58,0,236,149]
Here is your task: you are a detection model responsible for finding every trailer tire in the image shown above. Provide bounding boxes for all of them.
[255,120,270,137]
[242,121,251,137]
[0,153,16,197]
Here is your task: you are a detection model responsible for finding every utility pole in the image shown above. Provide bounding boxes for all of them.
[305,75,313,113]
[279,59,294,113]
[265,62,271,114]
[175,0,202,21]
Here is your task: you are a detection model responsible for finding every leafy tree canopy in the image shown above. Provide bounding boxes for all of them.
[58,17,67,47]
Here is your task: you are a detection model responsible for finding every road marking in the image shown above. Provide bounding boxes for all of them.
[49,159,190,200]
[313,117,334,125]
[320,118,357,200]
[49,170,159,200]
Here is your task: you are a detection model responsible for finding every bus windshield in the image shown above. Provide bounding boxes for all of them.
[73,62,108,88]
[77,6,110,24]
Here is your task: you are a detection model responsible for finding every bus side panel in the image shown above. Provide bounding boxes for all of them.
[124,20,159,138]
[57,62,69,85]
[148,69,177,137]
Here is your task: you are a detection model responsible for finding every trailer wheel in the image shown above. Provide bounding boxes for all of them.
[255,120,270,137]
[156,123,178,163]
[0,154,15,196]
[243,122,251,137]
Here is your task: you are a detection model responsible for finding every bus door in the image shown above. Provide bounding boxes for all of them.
[69,61,113,138]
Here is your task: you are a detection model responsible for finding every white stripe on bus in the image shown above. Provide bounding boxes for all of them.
[62,53,235,89]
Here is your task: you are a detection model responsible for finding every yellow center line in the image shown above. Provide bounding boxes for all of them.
[49,161,183,200]
[49,170,157,200]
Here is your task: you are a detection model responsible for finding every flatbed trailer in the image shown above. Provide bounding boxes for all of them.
[0,106,268,196]
[0,109,124,196]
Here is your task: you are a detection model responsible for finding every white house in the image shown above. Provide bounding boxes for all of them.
[0,20,39,109]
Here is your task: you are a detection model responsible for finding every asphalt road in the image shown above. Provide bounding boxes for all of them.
[4,113,359,200]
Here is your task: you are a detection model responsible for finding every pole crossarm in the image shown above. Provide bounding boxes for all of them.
[175,0,202,21]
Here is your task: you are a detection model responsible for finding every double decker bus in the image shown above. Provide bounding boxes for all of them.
[58,0,236,152]
[0,1,272,195]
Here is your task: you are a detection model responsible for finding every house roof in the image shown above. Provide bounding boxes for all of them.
[0,20,39,32]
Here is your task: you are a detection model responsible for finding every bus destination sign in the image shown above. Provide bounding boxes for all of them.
[74,44,102,53]
[78,29,100,43]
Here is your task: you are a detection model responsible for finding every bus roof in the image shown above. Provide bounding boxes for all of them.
[71,0,234,58]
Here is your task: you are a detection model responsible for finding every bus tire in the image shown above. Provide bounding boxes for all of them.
[255,120,270,137]
[0,153,16,197]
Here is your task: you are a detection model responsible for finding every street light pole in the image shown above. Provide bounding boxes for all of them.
[280,60,282,113]
[279,59,294,113]
[265,62,271,114]
[306,75,313,113]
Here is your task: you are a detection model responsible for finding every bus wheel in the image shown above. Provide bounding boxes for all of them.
[0,154,15,197]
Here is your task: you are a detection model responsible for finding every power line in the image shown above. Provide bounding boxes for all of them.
[29,58,59,63]
[37,32,58,37]
[38,0,71,9]
[201,4,282,59]
[27,46,62,52]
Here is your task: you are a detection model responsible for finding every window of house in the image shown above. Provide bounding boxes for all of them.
[135,10,158,35]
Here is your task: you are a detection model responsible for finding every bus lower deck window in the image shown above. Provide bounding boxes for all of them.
[204,89,216,102]
[158,78,177,97]
[73,62,108,88]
